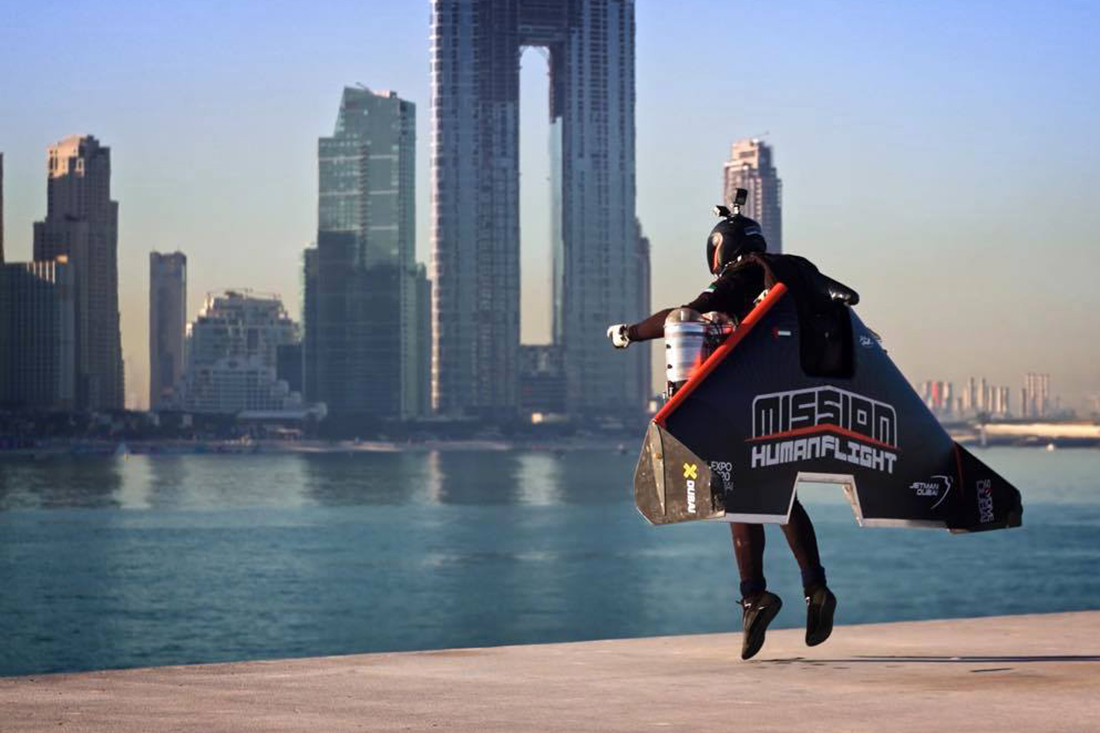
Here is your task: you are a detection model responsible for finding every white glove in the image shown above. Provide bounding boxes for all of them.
[606,324,631,349]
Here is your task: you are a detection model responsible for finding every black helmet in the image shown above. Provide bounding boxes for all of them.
[706,212,766,275]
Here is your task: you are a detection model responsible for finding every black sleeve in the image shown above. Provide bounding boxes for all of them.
[626,267,764,342]
[626,308,673,342]
[626,281,728,342]
[685,267,762,318]
[683,284,720,314]
[626,278,724,342]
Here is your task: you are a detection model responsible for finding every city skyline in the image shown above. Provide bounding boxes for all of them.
[1,0,1097,411]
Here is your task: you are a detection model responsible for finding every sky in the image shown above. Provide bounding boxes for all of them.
[1,0,1098,412]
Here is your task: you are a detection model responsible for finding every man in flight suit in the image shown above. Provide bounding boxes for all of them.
[607,205,842,660]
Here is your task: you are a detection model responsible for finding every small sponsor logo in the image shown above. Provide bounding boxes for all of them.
[910,474,953,510]
[859,335,875,348]
[683,462,698,514]
[709,460,732,486]
[976,479,994,523]
[772,327,792,338]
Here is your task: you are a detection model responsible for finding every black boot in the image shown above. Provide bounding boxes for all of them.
[740,591,782,660]
[805,586,837,647]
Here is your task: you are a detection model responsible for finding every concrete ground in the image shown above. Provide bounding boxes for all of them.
[2,612,1099,732]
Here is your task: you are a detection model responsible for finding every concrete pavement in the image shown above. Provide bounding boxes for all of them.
[2,612,1099,732]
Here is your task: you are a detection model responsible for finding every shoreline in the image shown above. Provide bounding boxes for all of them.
[4,436,1099,459]
[0,436,637,458]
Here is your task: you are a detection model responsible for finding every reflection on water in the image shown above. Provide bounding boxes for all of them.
[0,447,1098,677]
[300,451,563,506]
[2,451,623,512]
[3,446,1097,512]
[0,458,124,510]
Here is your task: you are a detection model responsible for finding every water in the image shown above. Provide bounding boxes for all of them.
[1,447,1098,677]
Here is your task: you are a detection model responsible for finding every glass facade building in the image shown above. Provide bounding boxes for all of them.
[0,257,76,410]
[305,87,426,423]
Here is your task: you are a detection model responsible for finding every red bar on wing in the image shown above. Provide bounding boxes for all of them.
[653,283,789,427]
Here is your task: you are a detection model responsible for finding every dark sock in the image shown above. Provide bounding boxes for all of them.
[801,566,827,596]
[740,577,766,600]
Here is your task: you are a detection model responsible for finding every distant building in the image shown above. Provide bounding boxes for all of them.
[931,375,1019,419]
[1023,373,1050,418]
[276,343,303,395]
[723,139,783,254]
[175,290,303,414]
[414,264,432,420]
[301,247,318,405]
[33,135,124,410]
[633,219,653,400]
[0,257,76,410]
[149,252,187,410]
[519,345,567,417]
[921,380,950,414]
[305,86,425,424]
[430,0,647,418]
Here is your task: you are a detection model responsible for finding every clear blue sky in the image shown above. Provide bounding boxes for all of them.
[1,0,1098,411]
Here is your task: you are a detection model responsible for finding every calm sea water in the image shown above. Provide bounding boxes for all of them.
[1,447,1099,677]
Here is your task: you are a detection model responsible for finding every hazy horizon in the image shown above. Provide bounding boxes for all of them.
[2,0,1097,412]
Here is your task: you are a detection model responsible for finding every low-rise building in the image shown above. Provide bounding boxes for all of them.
[174,290,303,414]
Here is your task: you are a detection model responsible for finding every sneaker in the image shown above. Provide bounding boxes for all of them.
[740,591,782,660]
[805,586,837,647]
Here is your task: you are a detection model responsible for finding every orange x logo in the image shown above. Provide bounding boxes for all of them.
[683,463,698,480]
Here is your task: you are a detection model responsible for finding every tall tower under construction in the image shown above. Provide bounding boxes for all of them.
[430,0,649,417]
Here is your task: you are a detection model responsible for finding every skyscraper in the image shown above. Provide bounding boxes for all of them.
[305,87,424,424]
[430,0,648,418]
[1023,373,1051,418]
[414,263,432,420]
[633,219,653,401]
[149,251,187,410]
[723,139,783,254]
[0,256,76,410]
[33,135,124,410]
[302,247,319,406]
